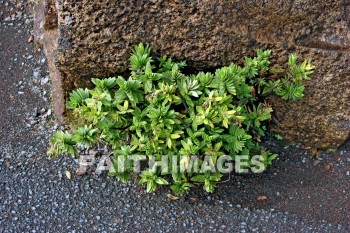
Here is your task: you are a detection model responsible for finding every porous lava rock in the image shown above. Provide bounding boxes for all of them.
[34,0,350,148]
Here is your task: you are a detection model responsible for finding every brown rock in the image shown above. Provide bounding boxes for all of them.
[257,195,268,201]
[310,149,318,157]
[35,0,350,148]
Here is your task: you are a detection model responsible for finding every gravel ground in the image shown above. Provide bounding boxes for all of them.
[0,1,349,232]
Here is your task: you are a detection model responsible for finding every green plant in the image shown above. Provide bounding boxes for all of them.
[138,170,169,193]
[48,131,78,157]
[49,43,314,194]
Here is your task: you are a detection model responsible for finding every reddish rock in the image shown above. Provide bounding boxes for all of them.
[35,0,350,148]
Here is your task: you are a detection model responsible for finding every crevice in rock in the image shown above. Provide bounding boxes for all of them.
[296,39,350,52]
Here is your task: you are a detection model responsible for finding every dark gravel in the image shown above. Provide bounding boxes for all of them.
[0,1,349,232]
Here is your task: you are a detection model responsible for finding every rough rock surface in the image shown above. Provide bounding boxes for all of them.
[35,0,350,148]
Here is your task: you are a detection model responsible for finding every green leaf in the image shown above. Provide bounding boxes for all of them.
[130,43,153,72]
[191,175,206,183]
[92,77,117,90]
[170,134,181,139]
[48,131,77,157]
[156,177,169,185]
[74,125,99,146]
[66,88,90,109]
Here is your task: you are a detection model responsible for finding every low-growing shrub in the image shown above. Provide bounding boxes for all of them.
[49,43,314,193]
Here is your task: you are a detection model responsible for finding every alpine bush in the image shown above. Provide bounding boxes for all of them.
[49,43,314,193]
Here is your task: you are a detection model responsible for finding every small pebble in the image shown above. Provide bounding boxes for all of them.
[16,12,23,20]
[33,70,40,79]
[313,160,321,166]
[46,109,52,116]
